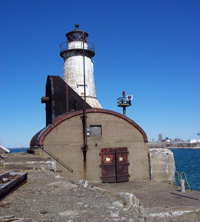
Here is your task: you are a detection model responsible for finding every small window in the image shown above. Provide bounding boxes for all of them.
[90,125,102,136]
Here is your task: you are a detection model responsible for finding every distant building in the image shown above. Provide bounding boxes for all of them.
[158,134,162,142]
[190,139,200,143]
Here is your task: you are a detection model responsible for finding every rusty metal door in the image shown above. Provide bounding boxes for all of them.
[100,147,129,183]
[116,147,129,182]
[100,148,116,182]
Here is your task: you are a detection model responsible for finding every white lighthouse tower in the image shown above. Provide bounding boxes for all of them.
[60,24,102,108]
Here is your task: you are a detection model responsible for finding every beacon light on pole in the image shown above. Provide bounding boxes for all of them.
[117,91,133,107]
[117,91,133,116]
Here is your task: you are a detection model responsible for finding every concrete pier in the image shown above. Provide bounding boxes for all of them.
[0,153,56,171]
[0,154,199,221]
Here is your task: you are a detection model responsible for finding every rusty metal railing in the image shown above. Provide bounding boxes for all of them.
[0,172,27,201]
[42,147,73,173]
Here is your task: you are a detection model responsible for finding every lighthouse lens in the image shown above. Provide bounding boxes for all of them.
[68,33,88,43]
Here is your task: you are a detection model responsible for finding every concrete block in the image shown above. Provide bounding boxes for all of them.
[149,148,175,182]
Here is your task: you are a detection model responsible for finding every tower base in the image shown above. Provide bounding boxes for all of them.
[85,97,102,109]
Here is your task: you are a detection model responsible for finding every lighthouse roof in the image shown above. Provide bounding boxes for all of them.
[66,24,88,38]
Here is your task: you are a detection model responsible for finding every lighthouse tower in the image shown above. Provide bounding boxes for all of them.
[60,24,102,108]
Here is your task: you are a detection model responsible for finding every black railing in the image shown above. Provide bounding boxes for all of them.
[42,147,73,172]
[60,41,95,53]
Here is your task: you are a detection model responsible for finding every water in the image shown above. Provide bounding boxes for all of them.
[170,149,200,191]
[9,148,28,154]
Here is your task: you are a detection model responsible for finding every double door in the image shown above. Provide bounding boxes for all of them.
[100,147,129,183]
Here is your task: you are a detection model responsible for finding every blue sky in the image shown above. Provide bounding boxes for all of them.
[0,0,199,147]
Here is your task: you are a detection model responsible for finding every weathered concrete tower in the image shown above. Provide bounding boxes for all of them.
[60,24,102,108]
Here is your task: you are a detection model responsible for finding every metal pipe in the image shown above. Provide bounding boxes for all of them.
[66,83,69,114]
[170,192,200,201]
[41,97,49,103]
[81,31,88,164]
[123,106,126,116]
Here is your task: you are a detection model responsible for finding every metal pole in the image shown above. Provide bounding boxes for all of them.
[66,83,69,114]
[123,107,126,116]
[181,179,186,192]
[81,31,88,163]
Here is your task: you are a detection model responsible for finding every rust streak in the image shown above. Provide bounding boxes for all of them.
[83,160,87,180]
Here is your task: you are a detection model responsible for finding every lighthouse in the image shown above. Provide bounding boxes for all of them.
[60,24,102,108]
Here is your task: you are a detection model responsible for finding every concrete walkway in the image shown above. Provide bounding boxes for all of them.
[1,153,200,211]
[92,180,200,209]
[92,180,200,221]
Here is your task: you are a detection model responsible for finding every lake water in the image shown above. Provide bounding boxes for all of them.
[170,149,200,191]
[9,148,28,153]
